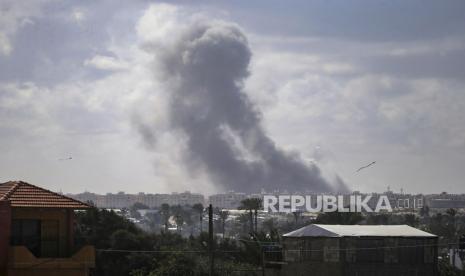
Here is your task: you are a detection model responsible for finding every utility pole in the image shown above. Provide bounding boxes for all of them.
[261,246,266,276]
[209,204,214,276]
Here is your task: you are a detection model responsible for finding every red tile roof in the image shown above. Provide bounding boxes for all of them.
[0,181,92,209]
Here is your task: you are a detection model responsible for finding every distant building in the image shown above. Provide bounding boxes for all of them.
[209,191,247,209]
[170,191,205,206]
[70,191,105,207]
[424,193,465,209]
[428,199,465,209]
[68,191,205,209]
[280,224,437,276]
[104,191,134,209]
[0,181,95,276]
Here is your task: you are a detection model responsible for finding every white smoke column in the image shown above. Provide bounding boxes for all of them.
[138,6,348,193]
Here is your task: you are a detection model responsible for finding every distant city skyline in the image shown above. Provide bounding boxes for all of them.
[66,188,465,211]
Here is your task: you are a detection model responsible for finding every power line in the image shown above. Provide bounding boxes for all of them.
[94,242,461,254]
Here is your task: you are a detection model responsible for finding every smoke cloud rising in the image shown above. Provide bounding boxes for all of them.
[139,15,348,193]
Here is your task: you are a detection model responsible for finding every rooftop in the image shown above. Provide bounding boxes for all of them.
[283,224,436,238]
[0,181,91,209]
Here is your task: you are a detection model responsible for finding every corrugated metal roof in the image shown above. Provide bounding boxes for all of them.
[0,181,91,209]
[283,224,436,238]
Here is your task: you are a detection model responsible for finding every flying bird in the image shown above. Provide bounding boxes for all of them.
[356,161,376,172]
[58,157,73,161]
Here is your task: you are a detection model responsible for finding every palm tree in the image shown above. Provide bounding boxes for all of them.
[419,205,430,217]
[192,203,204,233]
[292,210,303,227]
[251,198,262,232]
[446,208,458,236]
[240,198,262,232]
[171,205,184,231]
[159,203,171,231]
[262,218,277,233]
[218,210,230,238]
[237,213,250,234]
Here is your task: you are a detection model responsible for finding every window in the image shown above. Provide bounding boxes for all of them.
[10,219,60,257]
[11,219,41,257]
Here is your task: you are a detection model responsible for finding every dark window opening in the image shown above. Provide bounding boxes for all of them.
[10,219,60,258]
[11,219,41,257]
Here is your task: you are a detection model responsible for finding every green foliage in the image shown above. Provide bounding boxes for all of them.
[75,208,260,276]
[159,203,171,231]
[314,211,364,225]
[239,198,262,232]
[438,256,461,276]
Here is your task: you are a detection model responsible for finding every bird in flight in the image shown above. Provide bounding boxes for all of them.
[58,157,73,161]
[356,161,376,172]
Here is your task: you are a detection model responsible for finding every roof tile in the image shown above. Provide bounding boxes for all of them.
[0,181,91,209]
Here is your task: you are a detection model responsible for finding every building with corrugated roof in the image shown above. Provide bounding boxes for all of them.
[278,224,438,276]
[0,181,95,276]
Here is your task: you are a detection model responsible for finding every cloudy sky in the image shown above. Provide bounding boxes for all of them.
[1,0,465,195]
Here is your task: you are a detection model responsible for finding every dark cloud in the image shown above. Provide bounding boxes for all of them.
[138,21,347,193]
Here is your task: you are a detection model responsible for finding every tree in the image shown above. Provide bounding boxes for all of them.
[172,205,185,232]
[262,218,277,233]
[419,205,430,217]
[239,198,262,233]
[438,255,461,276]
[292,210,303,227]
[159,203,171,232]
[192,203,204,233]
[314,211,363,225]
[366,213,389,225]
[446,208,458,237]
[129,202,148,220]
[110,229,140,250]
[218,210,230,238]
[403,213,419,227]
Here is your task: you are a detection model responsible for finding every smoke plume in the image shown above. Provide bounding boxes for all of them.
[140,18,348,193]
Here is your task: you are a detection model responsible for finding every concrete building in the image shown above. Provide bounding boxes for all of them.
[70,191,105,207]
[170,191,205,206]
[0,181,95,276]
[104,192,134,209]
[209,191,247,209]
[280,224,437,276]
[424,193,465,209]
[68,191,205,209]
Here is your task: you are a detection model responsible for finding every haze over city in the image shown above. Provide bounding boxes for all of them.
[1,0,465,195]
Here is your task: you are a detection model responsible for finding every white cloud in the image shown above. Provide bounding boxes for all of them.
[136,4,184,45]
[0,0,50,56]
[84,55,129,71]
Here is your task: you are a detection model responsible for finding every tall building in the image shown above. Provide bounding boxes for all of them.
[209,191,247,209]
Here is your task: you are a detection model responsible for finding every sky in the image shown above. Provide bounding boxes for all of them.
[1,0,465,195]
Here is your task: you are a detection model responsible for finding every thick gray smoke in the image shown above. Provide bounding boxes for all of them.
[142,21,348,193]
